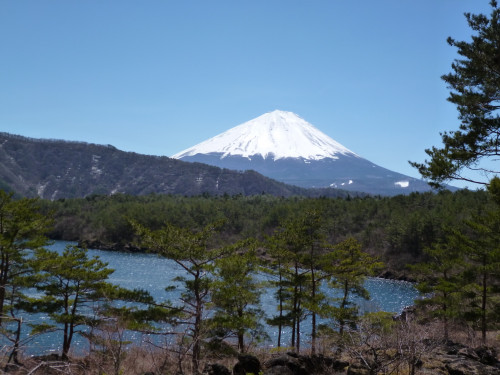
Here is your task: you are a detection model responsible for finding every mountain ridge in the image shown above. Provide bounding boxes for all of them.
[0,132,356,200]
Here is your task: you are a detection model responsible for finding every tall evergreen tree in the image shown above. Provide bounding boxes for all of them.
[325,237,383,335]
[133,220,227,375]
[296,210,328,355]
[32,245,115,359]
[411,1,500,186]
[411,237,466,341]
[278,215,312,353]
[263,232,293,349]
[0,190,52,366]
[0,190,52,323]
[209,242,265,353]
[460,209,500,344]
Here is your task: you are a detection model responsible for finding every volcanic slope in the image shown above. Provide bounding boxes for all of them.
[173,110,434,196]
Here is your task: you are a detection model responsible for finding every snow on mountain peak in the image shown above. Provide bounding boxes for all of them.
[172,110,357,161]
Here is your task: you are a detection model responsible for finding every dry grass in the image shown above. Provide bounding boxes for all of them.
[0,322,498,375]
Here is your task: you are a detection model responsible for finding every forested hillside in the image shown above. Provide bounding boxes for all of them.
[0,132,354,199]
[41,189,492,277]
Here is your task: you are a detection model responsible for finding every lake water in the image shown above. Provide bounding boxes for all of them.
[18,241,420,355]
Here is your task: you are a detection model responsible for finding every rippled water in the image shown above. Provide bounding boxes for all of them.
[19,241,419,354]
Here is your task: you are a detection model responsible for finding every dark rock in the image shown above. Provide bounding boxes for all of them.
[346,364,370,375]
[202,363,230,375]
[264,365,295,375]
[474,346,499,366]
[265,355,289,368]
[458,348,481,362]
[446,341,467,355]
[263,353,348,375]
[419,344,500,375]
[233,354,261,375]
[445,359,500,375]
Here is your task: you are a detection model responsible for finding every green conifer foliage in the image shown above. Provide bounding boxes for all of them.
[0,190,52,322]
[0,190,52,365]
[325,237,383,335]
[209,242,265,353]
[412,237,466,341]
[133,220,227,375]
[460,209,500,344]
[32,245,114,359]
[411,1,500,186]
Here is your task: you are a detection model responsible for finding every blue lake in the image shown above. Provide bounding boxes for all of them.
[20,241,419,355]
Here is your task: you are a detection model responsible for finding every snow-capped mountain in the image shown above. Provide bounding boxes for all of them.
[173,110,356,161]
[172,110,434,196]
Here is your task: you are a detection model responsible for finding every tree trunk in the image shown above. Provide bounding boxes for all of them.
[339,280,349,335]
[481,267,487,345]
[192,273,202,375]
[311,267,316,354]
[277,270,283,348]
[296,298,301,354]
[6,317,21,367]
[238,308,244,353]
[291,285,297,349]
[62,322,70,360]
[0,254,9,325]
[278,288,282,348]
[443,301,449,342]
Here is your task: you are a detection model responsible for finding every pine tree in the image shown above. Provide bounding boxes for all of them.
[0,190,52,323]
[411,1,500,186]
[264,209,335,353]
[32,245,115,359]
[263,232,293,349]
[0,190,52,366]
[325,237,383,335]
[460,209,500,344]
[411,237,466,341]
[133,220,227,375]
[209,241,265,352]
[296,209,328,355]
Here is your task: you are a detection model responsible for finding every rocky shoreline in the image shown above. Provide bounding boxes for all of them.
[77,239,145,253]
[203,343,500,375]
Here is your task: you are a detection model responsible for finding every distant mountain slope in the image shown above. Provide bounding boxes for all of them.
[173,110,356,160]
[173,110,438,196]
[0,132,354,200]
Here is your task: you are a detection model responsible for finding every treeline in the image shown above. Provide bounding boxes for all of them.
[0,189,385,374]
[2,187,500,374]
[41,189,493,275]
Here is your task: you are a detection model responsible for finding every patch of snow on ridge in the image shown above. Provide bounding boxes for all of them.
[172,110,358,161]
[395,181,409,188]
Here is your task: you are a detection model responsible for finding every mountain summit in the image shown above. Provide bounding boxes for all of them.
[173,111,436,196]
[172,110,356,161]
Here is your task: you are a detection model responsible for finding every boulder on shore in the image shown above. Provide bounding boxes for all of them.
[233,354,261,375]
[263,352,348,375]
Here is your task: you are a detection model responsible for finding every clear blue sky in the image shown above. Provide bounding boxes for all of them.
[0,1,493,189]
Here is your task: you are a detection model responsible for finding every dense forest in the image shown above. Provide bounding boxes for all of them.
[41,189,493,278]
[1,187,499,375]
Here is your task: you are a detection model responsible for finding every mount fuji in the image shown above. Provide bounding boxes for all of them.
[172,110,434,196]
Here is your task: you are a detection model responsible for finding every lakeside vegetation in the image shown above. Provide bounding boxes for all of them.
[1,187,499,374]
[41,188,493,277]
